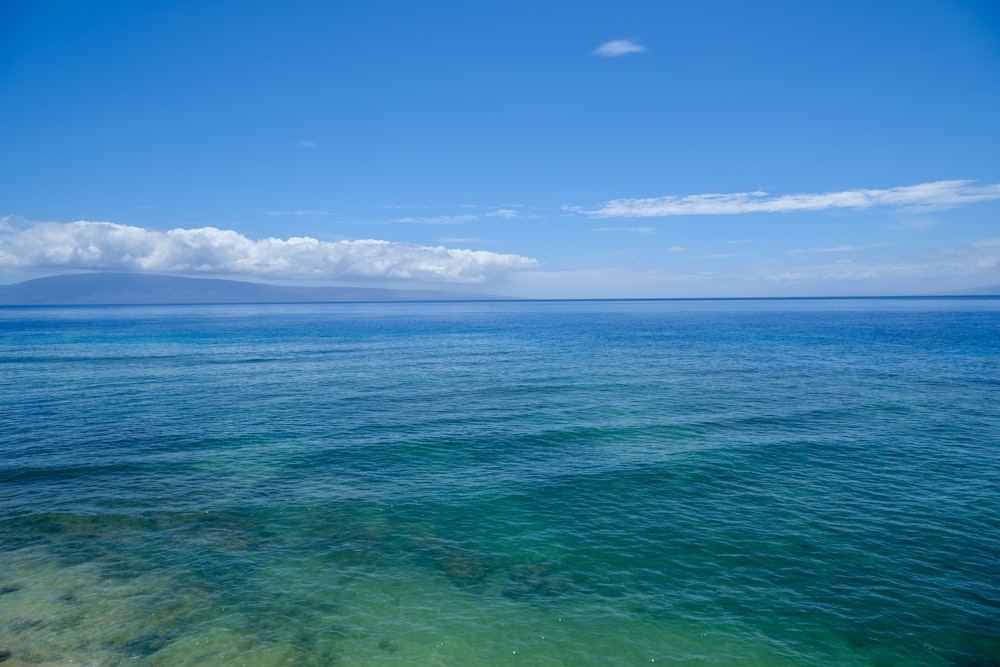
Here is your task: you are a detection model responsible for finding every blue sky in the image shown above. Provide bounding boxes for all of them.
[2,0,999,297]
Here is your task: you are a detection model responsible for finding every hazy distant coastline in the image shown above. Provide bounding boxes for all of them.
[945,283,1000,296]
[0,273,513,306]
[1,273,997,305]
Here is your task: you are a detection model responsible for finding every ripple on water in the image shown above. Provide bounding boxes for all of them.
[1,300,999,665]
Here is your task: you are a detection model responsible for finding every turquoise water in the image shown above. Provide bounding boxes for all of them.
[1,298,998,666]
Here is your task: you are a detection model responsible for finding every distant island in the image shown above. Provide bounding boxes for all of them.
[1,273,997,305]
[948,283,1000,296]
[0,273,514,305]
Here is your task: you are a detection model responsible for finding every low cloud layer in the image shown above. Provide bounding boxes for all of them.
[583,180,1000,218]
[0,220,538,283]
[504,236,1000,299]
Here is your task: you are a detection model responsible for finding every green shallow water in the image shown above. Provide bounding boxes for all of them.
[1,299,998,665]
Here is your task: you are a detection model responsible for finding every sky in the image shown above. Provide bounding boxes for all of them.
[2,0,999,298]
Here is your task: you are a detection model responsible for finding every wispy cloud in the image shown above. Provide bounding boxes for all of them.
[295,140,318,149]
[579,180,1000,218]
[0,220,537,283]
[378,204,526,224]
[267,209,331,217]
[438,237,488,244]
[696,253,743,260]
[592,40,646,57]
[594,226,656,234]
[761,237,1000,284]
[788,244,888,256]
[507,237,1000,298]
[391,214,479,225]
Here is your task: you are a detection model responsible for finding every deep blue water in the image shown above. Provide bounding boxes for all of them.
[1,298,998,666]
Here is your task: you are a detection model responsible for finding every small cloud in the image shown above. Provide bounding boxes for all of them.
[594,226,656,234]
[891,216,938,230]
[788,244,890,256]
[295,140,318,149]
[816,245,863,253]
[592,39,646,57]
[392,214,479,225]
[438,237,487,244]
[267,209,331,217]
[666,246,689,253]
[487,209,519,219]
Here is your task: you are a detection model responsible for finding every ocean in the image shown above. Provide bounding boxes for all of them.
[1,298,998,666]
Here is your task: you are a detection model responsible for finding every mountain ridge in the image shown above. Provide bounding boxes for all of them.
[0,273,513,305]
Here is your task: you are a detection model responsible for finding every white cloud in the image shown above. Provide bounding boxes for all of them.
[593,226,656,234]
[582,180,1000,218]
[592,40,646,57]
[0,220,537,283]
[391,214,479,225]
[267,209,331,217]
[295,140,318,149]
[666,246,689,253]
[788,244,888,256]
[380,205,524,223]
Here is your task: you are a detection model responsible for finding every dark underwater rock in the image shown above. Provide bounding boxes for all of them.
[503,562,576,599]
[4,617,44,632]
[413,537,492,585]
[438,550,490,583]
[124,629,171,656]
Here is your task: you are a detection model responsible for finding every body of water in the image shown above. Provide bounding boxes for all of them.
[1,298,998,665]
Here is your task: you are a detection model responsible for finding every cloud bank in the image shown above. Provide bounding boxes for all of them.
[0,220,538,283]
[583,180,1000,218]
[592,40,646,57]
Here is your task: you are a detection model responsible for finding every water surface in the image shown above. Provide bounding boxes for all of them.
[1,298,998,665]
